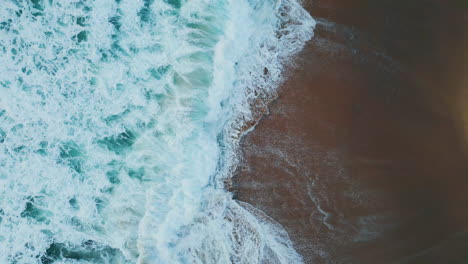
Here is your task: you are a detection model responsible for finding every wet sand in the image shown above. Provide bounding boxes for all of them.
[234,1,468,263]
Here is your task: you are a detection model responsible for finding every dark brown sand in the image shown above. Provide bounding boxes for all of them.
[234,1,468,263]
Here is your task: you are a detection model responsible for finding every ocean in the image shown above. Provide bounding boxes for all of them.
[0,0,314,263]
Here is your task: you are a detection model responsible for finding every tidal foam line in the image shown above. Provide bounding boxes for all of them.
[0,0,314,263]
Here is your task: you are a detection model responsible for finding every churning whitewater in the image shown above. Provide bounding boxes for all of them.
[0,0,314,263]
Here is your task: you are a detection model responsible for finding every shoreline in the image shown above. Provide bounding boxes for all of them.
[233,1,468,263]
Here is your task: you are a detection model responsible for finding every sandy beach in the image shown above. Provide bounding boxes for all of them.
[234,1,468,263]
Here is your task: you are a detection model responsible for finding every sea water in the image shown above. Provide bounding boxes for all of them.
[0,0,314,263]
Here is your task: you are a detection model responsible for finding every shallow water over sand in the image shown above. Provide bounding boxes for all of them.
[234,1,468,263]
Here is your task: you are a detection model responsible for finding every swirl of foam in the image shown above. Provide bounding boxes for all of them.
[0,0,314,263]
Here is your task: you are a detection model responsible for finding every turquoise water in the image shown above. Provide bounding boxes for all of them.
[0,0,314,263]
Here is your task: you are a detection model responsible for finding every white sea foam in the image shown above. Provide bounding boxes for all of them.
[0,0,314,263]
